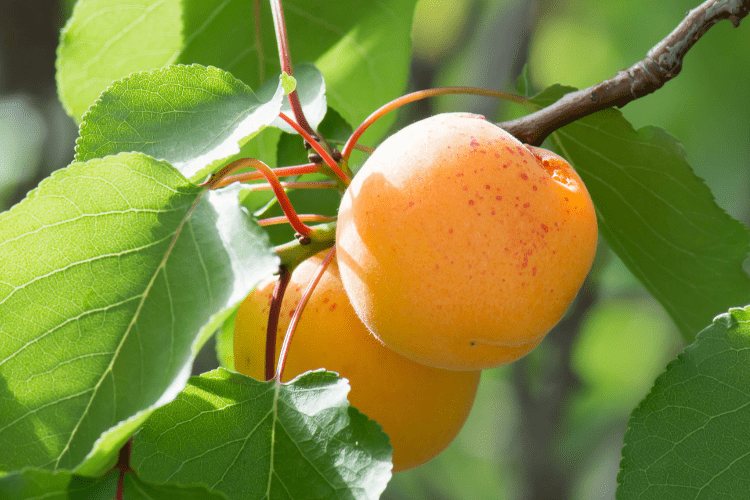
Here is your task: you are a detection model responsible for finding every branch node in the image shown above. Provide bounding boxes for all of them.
[296,233,312,245]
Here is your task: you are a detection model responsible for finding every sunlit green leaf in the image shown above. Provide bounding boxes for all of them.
[74,65,286,182]
[0,468,118,500]
[617,306,750,499]
[531,85,750,339]
[132,368,393,500]
[56,0,183,121]
[58,0,417,144]
[0,153,278,474]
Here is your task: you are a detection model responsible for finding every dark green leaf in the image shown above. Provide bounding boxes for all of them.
[317,107,354,146]
[0,468,119,499]
[132,368,393,500]
[123,474,227,500]
[532,85,750,339]
[617,306,750,499]
[0,153,278,474]
[75,65,285,182]
[58,0,417,143]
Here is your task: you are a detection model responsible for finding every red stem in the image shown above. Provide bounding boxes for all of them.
[270,0,314,135]
[202,158,313,237]
[258,214,337,227]
[241,180,338,192]
[211,163,320,188]
[278,112,352,184]
[114,438,133,500]
[342,86,530,159]
[266,268,292,381]
[275,248,335,381]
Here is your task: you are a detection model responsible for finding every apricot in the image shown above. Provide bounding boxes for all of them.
[234,252,481,472]
[336,113,598,370]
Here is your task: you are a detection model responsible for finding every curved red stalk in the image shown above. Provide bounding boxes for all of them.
[275,248,335,381]
[270,0,314,135]
[266,268,292,381]
[278,112,352,185]
[258,214,337,227]
[212,163,320,188]
[342,86,530,160]
[203,158,313,237]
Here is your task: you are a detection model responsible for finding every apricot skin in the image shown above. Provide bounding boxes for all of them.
[234,253,481,472]
[336,113,598,370]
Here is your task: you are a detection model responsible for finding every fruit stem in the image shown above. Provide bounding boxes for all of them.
[210,163,320,188]
[258,214,337,227]
[266,267,292,381]
[270,0,314,136]
[327,139,375,155]
[274,221,336,271]
[342,86,531,160]
[114,438,133,500]
[240,180,339,192]
[202,157,313,237]
[275,247,335,381]
[278,112,352,185]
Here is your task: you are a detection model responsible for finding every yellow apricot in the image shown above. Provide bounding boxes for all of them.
[336,113,598,370]
[234,252,481,472]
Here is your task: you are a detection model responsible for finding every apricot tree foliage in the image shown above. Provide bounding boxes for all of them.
[0,0,749,499]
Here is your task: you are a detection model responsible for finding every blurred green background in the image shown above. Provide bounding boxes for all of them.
[1,0,748,498]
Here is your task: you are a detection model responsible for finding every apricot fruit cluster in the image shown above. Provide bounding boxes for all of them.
[336,112,598,370]
[234,252,481,472]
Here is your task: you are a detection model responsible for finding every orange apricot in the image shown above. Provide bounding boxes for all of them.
[234,252,481,472]
[336,113,598,370]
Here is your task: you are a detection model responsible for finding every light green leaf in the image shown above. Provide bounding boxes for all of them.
[75,65,285,182]
[0,153,278,473]
[617,306,750,499]
[131,368,393,500]
[214,309,236,371]
[0,468,119,499]
[122,474,228,500]
[56,0,183,121]
[58,0,417,143]
[281,72,297,95]
[531,85,750,339]
[261,63,327,134]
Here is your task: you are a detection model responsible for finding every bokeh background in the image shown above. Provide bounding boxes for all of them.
[1,0,748,499]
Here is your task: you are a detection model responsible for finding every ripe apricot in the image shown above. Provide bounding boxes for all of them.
[234,252,481,472]
[336,113,598,370]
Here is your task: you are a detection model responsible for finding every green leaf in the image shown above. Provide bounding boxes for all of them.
[122,474,228,500]
[214,309,236,371]
[258,63,328,135]
[531,85,750,339]
[516,64,532,97]
[56,0,184,121]
[617,306,750,499]
[317,106,354,146]
[57,0,417,143]
[75,65,285,182]
[0,153,278,474]
[280,73,297,96]
[131,368,393,500]
[0,468,119,499]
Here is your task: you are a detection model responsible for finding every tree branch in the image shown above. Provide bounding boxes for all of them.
[499,0,750,146]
